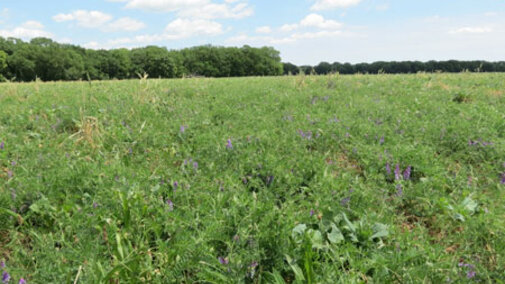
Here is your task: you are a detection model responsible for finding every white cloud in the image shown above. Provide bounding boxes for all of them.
[229,13,344,46]
[105,17,146,32]
[311,0,362,11]
[165,18,223,37]
[178,2,253,19]
[300,13,341,30]
[277,13,342,33]
[256,26,272,34]
[21,20,45,30]
[84,17,224,50]
[53,10,146,32]
[449,26,493,34]
[226,30,342,46]
[109,0,253,20]
[280,24,298,32]
[0,21,53,39]
[121,0,207,12]
[53,10,113,28]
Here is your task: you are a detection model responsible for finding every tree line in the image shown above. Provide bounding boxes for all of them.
[0,37,283,82]
[1,36,505,82]
[284,60,505,75]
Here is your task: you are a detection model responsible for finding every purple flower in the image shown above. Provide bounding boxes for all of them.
[501,173,505,185]
[173,181,179,190]
[379,136,385,145]
[193,162,198,170]
[218,257,229,265]
[180,125,186,133]
[166,200,174,211]
[403,166,411,181]
[249,261,258,268]
[396,184,403,197]
[394,164,401,180]
[386,163,391,175]
[2,272,10,283]
[340,197,351,207]
[466,270,476,279]
[0,261,4,268]
[226,139,233,149]
[0,141,4,150]
[18,279,26,284]
[128,148,133,155]
[310,209,315,217]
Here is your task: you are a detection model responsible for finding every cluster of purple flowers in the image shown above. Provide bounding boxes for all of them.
[183,158,199,170]
[396,184,403,197]
[387,163,412,181]
[468,139,493,147]
[218,257,229,265]
[1,261,26,284]
[297,130,313,140]
[248,261,259,278]
[226,139,233,149]
[166,199,174,211]
[458,261,476,279]
[340,197,351,207]
[329,116,340,123]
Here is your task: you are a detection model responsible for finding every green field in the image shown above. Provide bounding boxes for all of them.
[1,74,504,283]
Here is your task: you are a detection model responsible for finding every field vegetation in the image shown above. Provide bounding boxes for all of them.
[0,73,504,283]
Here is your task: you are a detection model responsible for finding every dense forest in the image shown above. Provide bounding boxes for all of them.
[1,36,505,82]
[0,37,283,82]
[284,60,505,75]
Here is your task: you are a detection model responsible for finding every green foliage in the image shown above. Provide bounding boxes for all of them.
[0,37,283,82]
[0,50,7,80]
[289,60,505,75]
[0,73,504,283]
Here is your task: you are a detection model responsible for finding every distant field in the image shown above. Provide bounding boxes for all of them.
[1,74,504,283]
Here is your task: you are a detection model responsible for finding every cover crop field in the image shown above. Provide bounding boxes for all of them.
[0,73,504,283]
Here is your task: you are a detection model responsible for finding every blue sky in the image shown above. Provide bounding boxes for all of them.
[0,0,504,64]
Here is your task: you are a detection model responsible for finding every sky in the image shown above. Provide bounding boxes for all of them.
[0,0,504,65]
